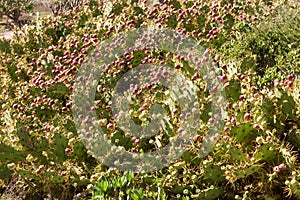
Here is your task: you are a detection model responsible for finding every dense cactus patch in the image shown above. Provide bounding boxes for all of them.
[0,0,299,199]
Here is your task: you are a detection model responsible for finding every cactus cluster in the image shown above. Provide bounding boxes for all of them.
[0,0,299,199]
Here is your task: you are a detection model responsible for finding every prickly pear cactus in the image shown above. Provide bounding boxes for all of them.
[203,165,225,184]
[234,165,261,179]
[49,133,68,163]
[277,89,298,122]
[0,39,11,54]
[225,80,241,103]
[227,148,247,163]
[231,122,260,143]
[254,143,277,161]
[196,187,224,200]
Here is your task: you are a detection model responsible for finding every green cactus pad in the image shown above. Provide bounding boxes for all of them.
[35,105,56,121]
[203,165,225,184]
[261,98,276,123]
[262,98,285,134]
[133,6,143,16]
[73,141,88,160]
[132,50,147,67]
[7,63,18,82]
[16,122,48,163]
[16,122,32,149]
[225,80,241,103]
[182,151,198,164]
[50,133,68,163]
[197,187,224,200]
[235,165,261,178]
[0,39,11,54]
[197,13,206,30]
[46,82,71,100]
[0,166,13,179]
[31,136,49,153]
[240,56,256,73]
[277,89,297,121]
[169,0,182,9]
[18,169,39,180]
[223,13,235,32]
[166,14,178,29]
[171,185,185,194]
[44,171,65,184]
[228,148,247,162]
[0,144,23,163]
[254,143,277,161]
[231,122,259,143]
[64,119,77,134]
[200,103,212,122]
[12,43,24,55]
[111,130,133,150]
[211,33,227,49]
[111,3,123,15]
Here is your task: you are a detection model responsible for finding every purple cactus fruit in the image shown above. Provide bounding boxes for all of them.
[214,54,220,61]
[244,113,251,121]
[65,148,72,154]
[273,166,280,173]
[278,163,286,171]
[274,79,279,87]
[195,135,203,141]
[253,124,260,130]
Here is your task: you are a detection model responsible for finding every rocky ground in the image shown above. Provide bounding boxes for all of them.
[0,31,13,40]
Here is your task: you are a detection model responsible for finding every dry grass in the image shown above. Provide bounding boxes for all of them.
[33,0,53,14]
[0,175,28,200]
